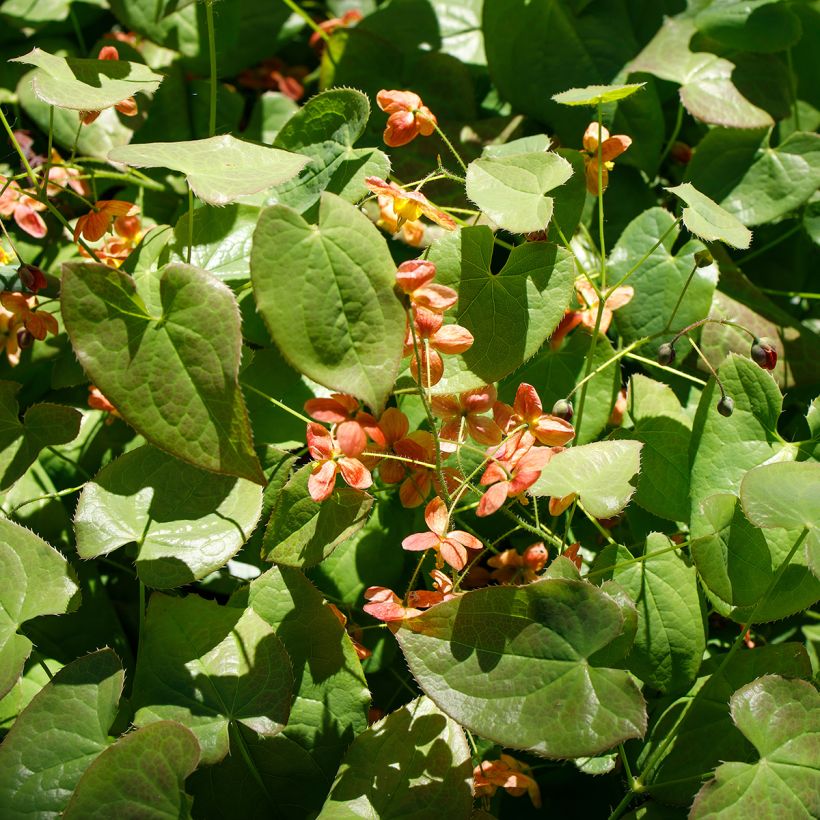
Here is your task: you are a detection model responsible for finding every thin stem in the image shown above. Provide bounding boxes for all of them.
[658,102,684,167]
[596,102,607,290]
[280,0,329,42]
[205,0,218,138]
[40,106,54,197]
[572,309,605,443]
[404,552,428,601]
[736,222,800,266]
[362,451,437,471]
[137,580,146,658]
[567,338,645,399]
[687,336,726,400]
[609,217,682,293]
[757,287,820,300]
[619,744,634,784]
[554,219,600,298]
[625,352,706,386]
[664,262,698,332]
[240,381,313,424]
[187,185,195,263]
[500,506,562,549]
[0,216,23,263]
[7,483,87,516]
[608,786,638,820]
[38,658,54,681]
[432,123,468,173]
[586,540,686,580]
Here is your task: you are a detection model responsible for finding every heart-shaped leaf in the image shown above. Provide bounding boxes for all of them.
[629,16,773,130]
[12,47,163,111]
[594,534,705,693]
[263,463,373,568]
[466,151,573,233]
[427,225,576,393]
[0,380,81,491]
[530,440,643,519]
[74,445,263,588]
[552,82,646,106]
[132,593,293,764]
[270,87,390,211]
[61,262,264,484]
[108,135,308,205]
[0,649,123,818]
[740,461,820,532]
[395,578,645,758]
[691,676,820,819]
[317,697,473,819]
[0,518,79,699]
[251,193,404,414]
[694,0,803,52]
[637,644,811,805]
[62,721,200,820]
[248,566,369,779]
[666,183,752,249]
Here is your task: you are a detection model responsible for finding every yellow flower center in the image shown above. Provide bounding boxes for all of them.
[394,197,424,223]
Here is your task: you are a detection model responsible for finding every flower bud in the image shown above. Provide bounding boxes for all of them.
[669,141,692,164]
[16,327,33,348]
[750,339,777,371]
[657,343,676,366]
[522,542,548,572]
[551,398,573,421]
[17,263,47,293]
[717,395,734,417]
[694,250,713,268]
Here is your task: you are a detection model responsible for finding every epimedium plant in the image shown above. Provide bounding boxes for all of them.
[0,1,818,819]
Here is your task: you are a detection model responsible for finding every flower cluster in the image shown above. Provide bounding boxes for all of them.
[551,277,634,349]
[474,754,542,807]
[376,90,437,148]
[396,259,472,387]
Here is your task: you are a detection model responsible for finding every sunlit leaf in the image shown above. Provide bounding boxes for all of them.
[552,83,646,106]
[666,183,752,249]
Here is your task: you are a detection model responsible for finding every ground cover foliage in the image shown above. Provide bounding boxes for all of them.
[0,0,818,817]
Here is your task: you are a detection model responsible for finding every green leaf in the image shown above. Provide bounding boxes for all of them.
[465,151,573,233]
[596,534,705,694]
[74,445,263,588]
[132,594,293,764]
[666,183,752,249]
[637,644,812,805]
[629,16,773,130]
[691,493,820,623]
[694,0,803,52]
[11,47,163,111]
[427,225,576,393]
[188,728,325,820]
[263,463,373,568]
[318,696,473,819]
[271,87,390,212]
[16,70,135,160]
[614,376,692,522]
[689,355,787,512]
[0,518,79,699]
[62,721,200,820]
[248,567,369,779]
[0,381,81,491]
[502,330,620,445]
[552,82,646,106]
[741,461,820,532]
[61,262,264,484]
[686,130,820,227]
[108,136,308,206]
[690,676,820,819]
[395,579,646,758]
[250,193,405,414]
[609,207,715,358]
[531,440,643,519]
[0,649,124,819]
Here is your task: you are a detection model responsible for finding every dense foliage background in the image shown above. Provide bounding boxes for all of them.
[0,0,818,818]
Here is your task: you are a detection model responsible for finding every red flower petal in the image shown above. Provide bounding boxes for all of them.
[308,459,337,502]
[402,531,441,552]
[338,457,372,490]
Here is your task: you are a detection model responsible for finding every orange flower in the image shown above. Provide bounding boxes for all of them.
[376,90,437,148]
[306,421,372,502]
[404,307,473,388]
[431,385,502,451]
[474,754,541,807]
[376,195,425,246]
[550,279,634,348]
[493,383,575,457]
[477,443,557,518]
[236,57,307,99]
[79,214,144,268]
[488,542,549,584]
[78,46,139,125]
[365,177,456,231]
[0,292,58,340]
[581,122,631,195]
[74,200,135,243]
[88,385,121,423]
[402,496,482,571]
[309,9,362,51]
[395,260,458,314]
[0,300,23,366]
[0,177,47,239]
[326,603,371,660]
